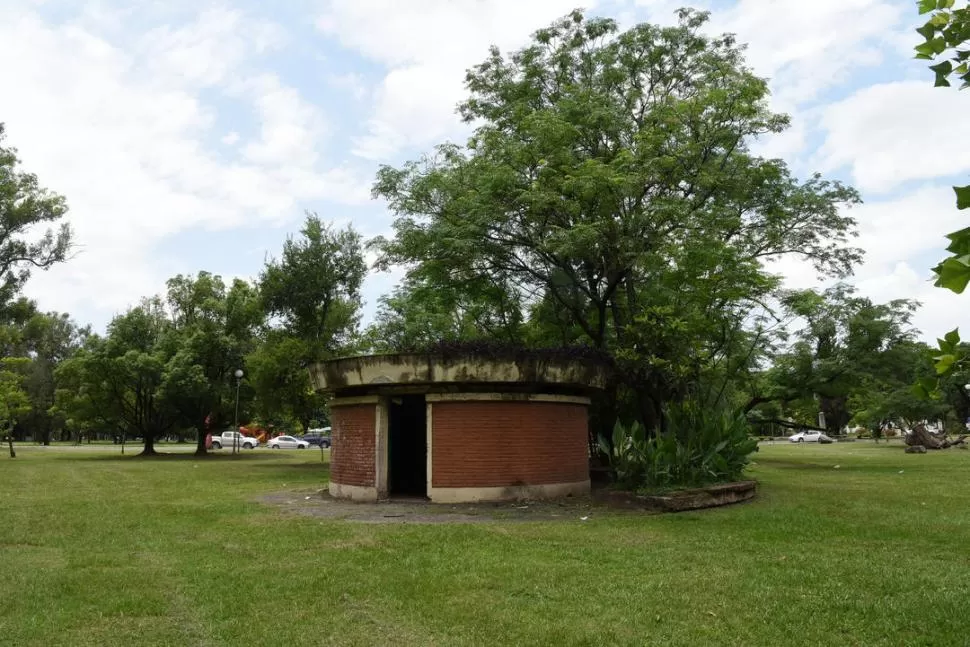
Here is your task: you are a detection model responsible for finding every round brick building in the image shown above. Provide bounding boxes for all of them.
[310,352,607,503]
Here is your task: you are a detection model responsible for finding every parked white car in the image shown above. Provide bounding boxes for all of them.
[789,430,834,444]
[269,435,310,450]
[211,431,258,450]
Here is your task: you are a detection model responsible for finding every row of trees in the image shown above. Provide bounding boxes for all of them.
[1,119,368,454]
[2,7,966,462]
[47,217,366,455]
[0,120,76,453]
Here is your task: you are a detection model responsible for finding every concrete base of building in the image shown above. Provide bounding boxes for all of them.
[428,479,590,504]
[329,481,378,501]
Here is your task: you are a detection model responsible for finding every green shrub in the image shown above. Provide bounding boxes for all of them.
[598,399,759,491]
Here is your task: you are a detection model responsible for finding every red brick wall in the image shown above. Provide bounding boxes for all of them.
[431,400,588,488]
[330,404,375,487]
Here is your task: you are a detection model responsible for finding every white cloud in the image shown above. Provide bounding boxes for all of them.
[713,0,905,110]
[352,63,469,160]
[849,185,970,339]
[317,0,588,68]
[816,81,970,194]
[765,183,968,340]
[139,7,285,89]
[236,72,329,168]
[852,185,963,274]
[751,118,809,163]
[322,0,908,164]
[0,5,370,323]
[856,262,966,343]
[326,72,368,101]
[318,0,598,160]
[702,0,905,169]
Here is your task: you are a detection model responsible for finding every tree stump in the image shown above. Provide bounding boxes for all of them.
[905,424,944,449]
[905,445,927,454]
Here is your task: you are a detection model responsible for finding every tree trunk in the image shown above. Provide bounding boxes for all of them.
[634,386,662,437]
[6,435,15,458]
[905,424,944,449]
[589,382,619,460]
[820,396,849,436]
[140,433,157,456]
[943,435,968,448]
[194,418,208,457]
[743,396,771,414]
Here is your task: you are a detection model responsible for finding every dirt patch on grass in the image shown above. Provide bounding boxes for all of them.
[256,489,618,524]
[256,481,758,523]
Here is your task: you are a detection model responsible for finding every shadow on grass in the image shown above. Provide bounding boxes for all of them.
[758,459,838,471]
[758,455,917,476]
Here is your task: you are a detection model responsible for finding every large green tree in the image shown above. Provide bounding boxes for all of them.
[0,124,73,450]
[0,123,72,307]
[250,213,366,431]
[0,357,29,457]
[260,213,366,355]
[749,286,926,434]
[847,340,950,431]
[365,274,523,351]
[17,310,88,444]
[373,10,861,432]
[0,298,39,444]
[164,272,262,455]
[246,334,322,433]
[55,300,180,455]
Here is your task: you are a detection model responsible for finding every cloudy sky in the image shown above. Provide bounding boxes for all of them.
[1,0,965,341]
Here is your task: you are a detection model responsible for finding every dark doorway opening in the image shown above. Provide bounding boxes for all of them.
[388,395,427,498]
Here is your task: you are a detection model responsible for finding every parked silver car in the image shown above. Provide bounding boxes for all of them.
[269,435,310,450]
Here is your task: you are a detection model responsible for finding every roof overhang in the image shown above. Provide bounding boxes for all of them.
[310,352,609,395]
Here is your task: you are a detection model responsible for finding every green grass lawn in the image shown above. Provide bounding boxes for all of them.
[2,441,969,646]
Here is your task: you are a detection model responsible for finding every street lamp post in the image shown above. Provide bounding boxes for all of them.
[233,369,244,454]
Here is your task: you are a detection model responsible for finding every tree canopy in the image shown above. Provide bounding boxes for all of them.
[747,285,933,434]
[163,272,262,454]
[372,9,862,432]
[261,214,366,354]
[0,123,74,446]
[0,123,72,308]
[247,213,366,434]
